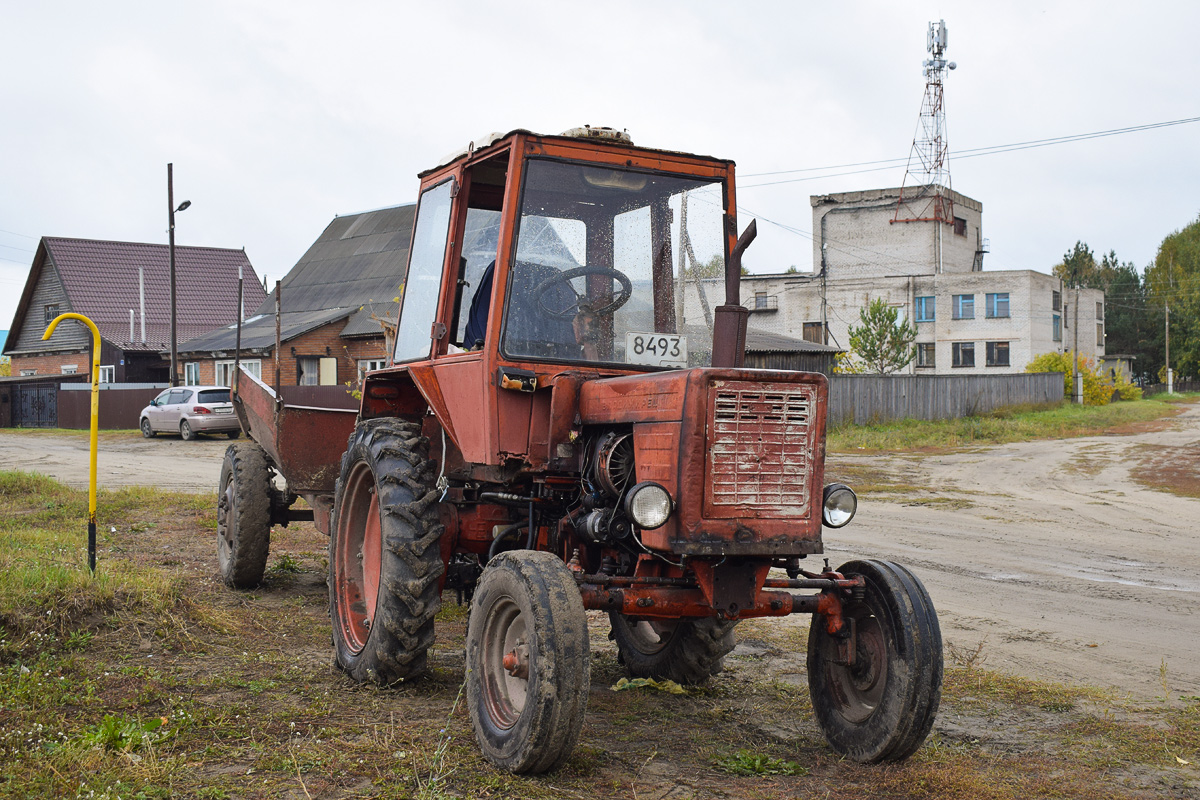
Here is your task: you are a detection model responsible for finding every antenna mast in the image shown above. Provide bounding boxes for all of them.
[894,20,957,236]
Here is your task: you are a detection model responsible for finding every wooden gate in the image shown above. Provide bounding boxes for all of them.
[13,382,58,428]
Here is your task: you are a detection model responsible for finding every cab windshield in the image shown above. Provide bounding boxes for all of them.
[501,158,726,367]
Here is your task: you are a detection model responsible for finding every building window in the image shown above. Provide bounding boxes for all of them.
[20,369,36,376]
[802,322,825,344]
[985,293,1010,318]
[1052,314,1062,342]
[44,304,59,324]
[916,343,936,368]
[1097,322,1104,347]
[357,359,388,384]
[952,342,975,368]
[60,364,78,374]
[1096,301,1104,321]
[1052,290,1061,311]
[298,356,338,386]
[986,341,1010,367]
[915,296,935,322]
[184,362,200,385]
[98,365,115,383]
[953,294,974,320]
[953,217,967,236]
[215,359,262,386]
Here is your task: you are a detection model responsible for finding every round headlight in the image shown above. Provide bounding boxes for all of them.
[624,482,673,529]
[822,483,857,528]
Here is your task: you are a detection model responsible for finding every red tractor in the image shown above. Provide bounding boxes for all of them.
[219,126,942,773]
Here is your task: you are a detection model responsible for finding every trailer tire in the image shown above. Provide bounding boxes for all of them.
[807,559,943,763]
[608,614,737,685]
[330,418,443,685]
[216,442,272,588]
[467,550,590,774]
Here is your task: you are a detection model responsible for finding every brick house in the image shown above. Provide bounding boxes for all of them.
[3,237,265,383]
[177,204,415,389]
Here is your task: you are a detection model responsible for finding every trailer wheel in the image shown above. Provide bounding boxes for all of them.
[216,442,272,588]
[608,614,737,685]
[330,419,443,685]
[807,559,942,763]
[467,550,590,774]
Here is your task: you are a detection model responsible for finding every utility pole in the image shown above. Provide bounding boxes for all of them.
[1072,284,1081,402]
[167,164,191,387]
[1166,302,1172,393]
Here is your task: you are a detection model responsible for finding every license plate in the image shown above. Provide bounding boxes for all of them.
[625,332,687,367]
[214,407,232,414]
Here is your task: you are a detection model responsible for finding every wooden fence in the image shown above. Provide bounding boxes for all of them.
[827,372,1064,427]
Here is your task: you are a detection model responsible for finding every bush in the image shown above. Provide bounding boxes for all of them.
[1025,352,1115,405]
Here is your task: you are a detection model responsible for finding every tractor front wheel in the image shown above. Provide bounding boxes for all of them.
[807,559,942,763]
[216,442,272,588]
[467,551,590,774]
[608,614,737,685]
[329,419,443,685]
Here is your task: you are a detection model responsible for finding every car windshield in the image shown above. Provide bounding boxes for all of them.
[501,158,727,368]
[197,389,231,403]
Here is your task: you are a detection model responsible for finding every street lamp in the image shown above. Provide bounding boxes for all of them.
[167,163,191,387]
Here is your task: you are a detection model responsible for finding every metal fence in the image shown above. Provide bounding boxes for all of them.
[827,372,1065,427]
[57,384,168,430]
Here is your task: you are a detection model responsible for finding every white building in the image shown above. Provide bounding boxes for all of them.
[691,186,1105,375]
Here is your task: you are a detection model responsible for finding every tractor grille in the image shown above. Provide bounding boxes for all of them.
[706,382,814,516]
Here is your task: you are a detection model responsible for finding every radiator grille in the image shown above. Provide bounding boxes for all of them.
[707,383,813,514]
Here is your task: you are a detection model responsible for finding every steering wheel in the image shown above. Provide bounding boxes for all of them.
[534,266,634,320]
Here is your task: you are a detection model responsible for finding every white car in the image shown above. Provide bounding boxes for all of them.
[140,385,241,440]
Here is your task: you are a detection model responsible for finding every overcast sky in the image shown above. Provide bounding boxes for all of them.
[3,1,1198,333]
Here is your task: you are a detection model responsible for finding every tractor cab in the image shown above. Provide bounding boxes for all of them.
[391,127,734,374]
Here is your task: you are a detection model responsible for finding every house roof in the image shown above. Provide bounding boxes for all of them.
[181,204,415,354]
[177,308,356,355]
[744,328,842,353]
[5,237,266,354]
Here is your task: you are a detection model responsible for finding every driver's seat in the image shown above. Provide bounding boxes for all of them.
[502,262,579,359]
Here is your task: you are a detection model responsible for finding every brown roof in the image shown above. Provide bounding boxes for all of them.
[41,237,267,351]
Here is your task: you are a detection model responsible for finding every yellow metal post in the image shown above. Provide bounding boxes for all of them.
[42,312,101,573]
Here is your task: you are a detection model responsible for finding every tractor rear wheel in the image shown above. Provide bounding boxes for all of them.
[216,442,272,588]
[329,418,443,685]
[467,551,590,774]
[608,614,737,685]
[807,559,942,763]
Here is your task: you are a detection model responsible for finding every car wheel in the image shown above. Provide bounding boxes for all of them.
[226,429,241,439]
[140,418,156,438]
[180,420,196,441]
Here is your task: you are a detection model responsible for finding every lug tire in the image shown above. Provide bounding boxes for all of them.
[216,442,272,588]
[329,418,443,685]
[140,418,155,438]
[608,614,737,685]
[807,559,943,763]
[467,550,590,774]
[180,420,196,441]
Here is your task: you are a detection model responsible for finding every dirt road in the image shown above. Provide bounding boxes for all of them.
[3,406,1198,700]
[823,403,1200,701]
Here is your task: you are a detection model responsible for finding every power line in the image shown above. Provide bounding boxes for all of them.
[739,115,1200,188]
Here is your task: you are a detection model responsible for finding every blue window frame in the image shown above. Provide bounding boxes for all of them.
[915,296,935,322]
[953,294,974,320]
[986,292,1010,318]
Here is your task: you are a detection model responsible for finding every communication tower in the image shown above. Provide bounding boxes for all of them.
[893,20,957,232]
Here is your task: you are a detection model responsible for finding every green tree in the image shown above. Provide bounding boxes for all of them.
[1026,351,1114,405]
[844,298,917,374]
[1144,214,1200,380]
[1054,241,1156,381]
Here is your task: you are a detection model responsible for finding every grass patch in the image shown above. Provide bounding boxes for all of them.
[2,472,1199,799]
[828,397,1186,454]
